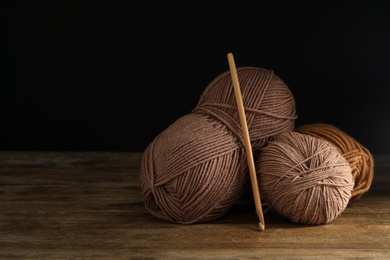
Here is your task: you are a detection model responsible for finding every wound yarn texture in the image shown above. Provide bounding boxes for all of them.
[295,123,374,200]
[140,67,297,224]
[256,131,354,225]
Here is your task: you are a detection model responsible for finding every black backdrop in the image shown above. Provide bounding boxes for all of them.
[2,2,390,154]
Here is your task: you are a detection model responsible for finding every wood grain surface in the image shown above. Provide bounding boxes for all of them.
[0,152,389,259]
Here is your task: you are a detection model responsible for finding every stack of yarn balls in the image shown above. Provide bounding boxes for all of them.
[140,66,374,226]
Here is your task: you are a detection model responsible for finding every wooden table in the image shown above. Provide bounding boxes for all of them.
[1,152,389,259]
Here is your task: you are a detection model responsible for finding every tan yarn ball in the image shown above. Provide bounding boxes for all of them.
[295,123,374,200]
[141,67,297,224]
[256,131,354,225]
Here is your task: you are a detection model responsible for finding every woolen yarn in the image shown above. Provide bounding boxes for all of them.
[140,67,297,224]
[194,67,298,151]
[256,131,354,225]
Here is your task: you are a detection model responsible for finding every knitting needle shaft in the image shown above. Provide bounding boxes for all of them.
[227,52,265,231]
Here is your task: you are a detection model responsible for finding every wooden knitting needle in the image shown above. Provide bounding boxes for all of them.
[227,52,265,231]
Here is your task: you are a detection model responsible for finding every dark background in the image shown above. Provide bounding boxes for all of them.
[2,2,390,154]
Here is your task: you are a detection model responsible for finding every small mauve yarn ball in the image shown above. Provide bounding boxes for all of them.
[256,131,354,225]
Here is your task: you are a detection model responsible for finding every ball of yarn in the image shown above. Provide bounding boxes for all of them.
[194,67,298,151]
[256,131,354,225]
[140,67,297,224]
[141,113,247,224]
[295,123,374,200]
